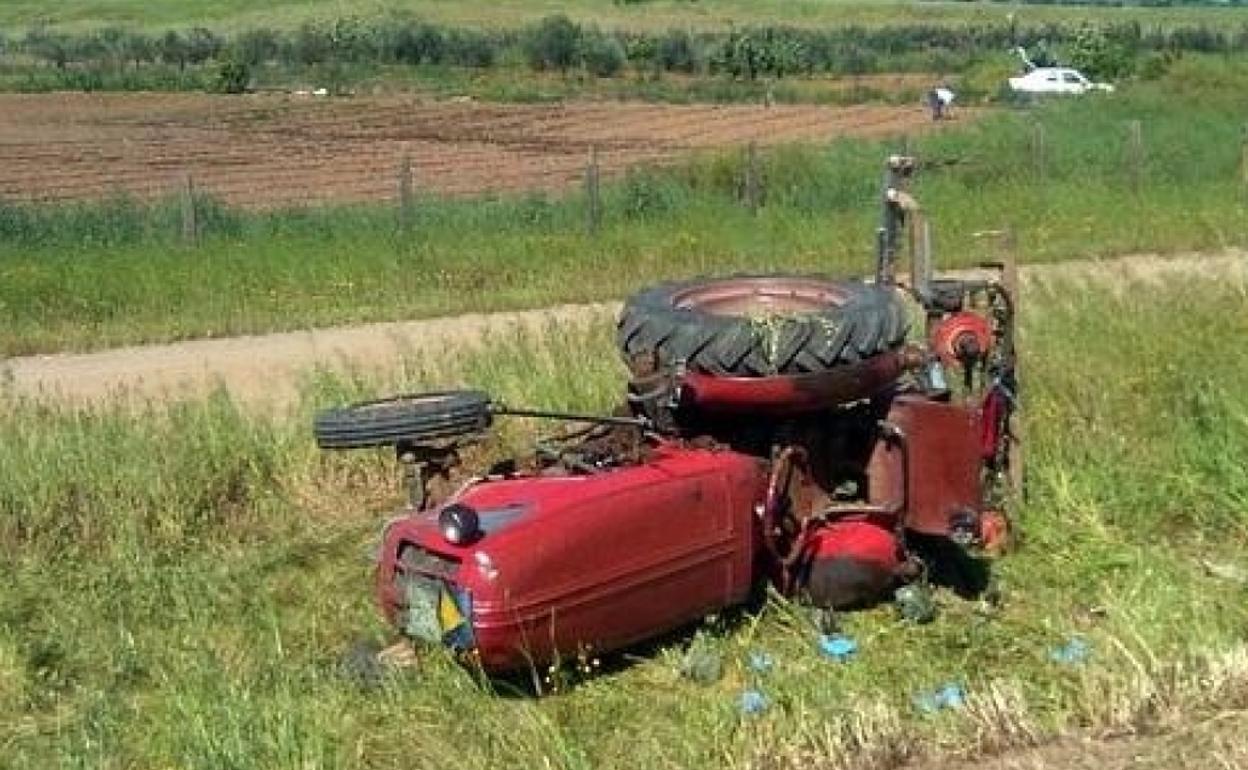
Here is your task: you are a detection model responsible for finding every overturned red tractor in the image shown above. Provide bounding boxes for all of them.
[315,156,1019,674]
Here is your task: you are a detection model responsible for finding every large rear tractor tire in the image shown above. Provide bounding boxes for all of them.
[617,275,909,376]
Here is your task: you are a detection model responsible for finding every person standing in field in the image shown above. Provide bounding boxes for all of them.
[927,85,955,121]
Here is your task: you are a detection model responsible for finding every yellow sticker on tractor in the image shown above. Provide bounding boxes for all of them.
[438,587,465,633]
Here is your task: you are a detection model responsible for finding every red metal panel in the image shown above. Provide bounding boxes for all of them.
[679,349,917,415]
[868,396,983,536]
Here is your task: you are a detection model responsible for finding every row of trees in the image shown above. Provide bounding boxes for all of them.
[11,21,505,72]
[6,16,1248,83]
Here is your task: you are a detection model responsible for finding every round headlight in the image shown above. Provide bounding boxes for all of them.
[439,504,481,545]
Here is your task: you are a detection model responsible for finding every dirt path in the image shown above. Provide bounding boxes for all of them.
[3,250,1244,407]
[925,711,1248,770]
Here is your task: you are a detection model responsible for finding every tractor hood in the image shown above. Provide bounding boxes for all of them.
[375,442,765,670]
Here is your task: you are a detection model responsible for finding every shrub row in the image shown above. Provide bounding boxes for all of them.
[5,16,1248,84]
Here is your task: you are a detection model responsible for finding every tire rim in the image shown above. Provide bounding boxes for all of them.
[670,277,852,317]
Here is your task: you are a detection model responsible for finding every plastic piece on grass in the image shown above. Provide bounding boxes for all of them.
[913,682,965,713]
[1050,636,1091,666]
[937,682,965,709]
[818,633,858,662]
[740,689,769,716]
[680,646,723,684]
[747,650,775,673]
[894,584,937,624]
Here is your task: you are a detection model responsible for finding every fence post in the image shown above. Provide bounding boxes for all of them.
[1126,119,1144,194]
[585,145,602,235]
[1030,123,1046,182]
[744,141,761,215]
[397,154,415,236]
[179,172,198,247]
[1240,123,1248,202]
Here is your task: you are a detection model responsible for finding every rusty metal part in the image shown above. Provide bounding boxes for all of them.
[867,396,983,537]
[761,445,810,581]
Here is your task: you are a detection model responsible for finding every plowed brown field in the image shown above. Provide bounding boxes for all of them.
[0,93,964,208]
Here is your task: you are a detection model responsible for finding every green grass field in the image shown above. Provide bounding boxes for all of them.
[4,0,1246,33]
[3,2,1247,765]
[2,59,1247,356]
[3,274,1246,769]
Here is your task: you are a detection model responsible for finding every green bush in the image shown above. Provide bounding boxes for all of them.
[1068,23,1137,80]
[229,28,279,67]
[213,58,250,94]
[523,15,582,72]
[155,30,187,69]
[23,28,72,68]
[388,22,445,65]
[617,169,684,218]
[445,30,499,67]
[1138,51,1175,80]
[184,27,222,66]
[581,33,626,78]
[285,22,332,65]
[657,29,700,73]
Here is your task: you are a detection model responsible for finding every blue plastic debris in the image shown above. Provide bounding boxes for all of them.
[1050,636,1091,666]
[914,682,966,714]
[740,689,769,716]
[936,682,965,709]
[747,650,775,674]
[818,633,858,662]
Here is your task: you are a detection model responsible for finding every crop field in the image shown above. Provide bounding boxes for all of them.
[3,275,1248,769]
[0,93,952,207]
[2,59,1248,356]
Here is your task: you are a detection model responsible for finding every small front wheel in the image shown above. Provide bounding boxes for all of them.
[314,390,492,449]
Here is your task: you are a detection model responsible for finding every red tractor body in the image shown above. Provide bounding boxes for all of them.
[371,382,1003,672]
[316,155,1020,676]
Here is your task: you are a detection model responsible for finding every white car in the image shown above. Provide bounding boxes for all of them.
[1007,68,1114,95]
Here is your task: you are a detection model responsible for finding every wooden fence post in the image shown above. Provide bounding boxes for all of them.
[1031,123,1046,182]
[179,172,198,247]
[743,141,761,215]
[1240,123,1248,202]
[585,145,602,235]
[397,154,415,236]
[1126,119,1144,194]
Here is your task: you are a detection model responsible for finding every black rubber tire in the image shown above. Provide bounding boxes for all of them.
[314,390,492,449]
[617,275,909,376]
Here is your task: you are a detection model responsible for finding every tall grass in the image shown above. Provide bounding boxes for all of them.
[3,60,1248,356]
[2,276,1247,768]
